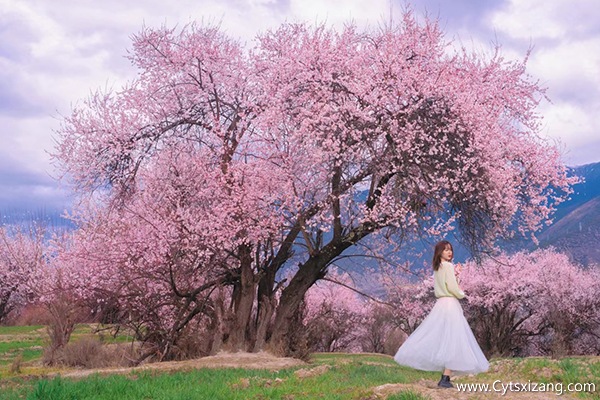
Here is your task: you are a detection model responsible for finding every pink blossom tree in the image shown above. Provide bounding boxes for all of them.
[52,144,283,361]
[358,261,435,354]
[0,225,46,324]
[303,268,367,352]
[460,249,600,357]
[386,277,433,335]
[54,9,576,357]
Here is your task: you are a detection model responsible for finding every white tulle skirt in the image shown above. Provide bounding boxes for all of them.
[394,296,489,375]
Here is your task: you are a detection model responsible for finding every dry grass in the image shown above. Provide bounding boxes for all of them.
[50,337,138,369]
[59,351,307,380]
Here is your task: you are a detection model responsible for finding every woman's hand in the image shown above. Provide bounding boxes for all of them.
[455,263,462,276]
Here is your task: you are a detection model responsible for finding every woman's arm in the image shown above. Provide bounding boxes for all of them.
[444,263,465,299]
[455,262,462,284]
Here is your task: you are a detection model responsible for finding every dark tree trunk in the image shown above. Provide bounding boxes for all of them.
[268,223,375,355]
[252,223,302,352]
[253,265,277,351]
[226,245,256,351]
[0,288,16,324]
[254,292,276,351]
[268,255,325,355]
[208,290,226,355]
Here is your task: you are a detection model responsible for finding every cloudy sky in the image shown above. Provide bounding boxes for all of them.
[1,0,599,217]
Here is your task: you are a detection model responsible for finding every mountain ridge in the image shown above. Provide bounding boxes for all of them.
[535,164,600,266]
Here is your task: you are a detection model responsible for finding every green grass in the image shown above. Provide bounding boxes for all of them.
[7,352,595,400]
[0,340,44,353]
[0,353,597,399]
[0,354,436,400]
[387,391,430,400]
[14,348,43,363]
[0,349,43,366]
[0,339,45,368]
[0,326,44,335]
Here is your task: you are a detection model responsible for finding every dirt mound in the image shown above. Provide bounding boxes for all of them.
[60,351,306,379]
[293,364,330,379]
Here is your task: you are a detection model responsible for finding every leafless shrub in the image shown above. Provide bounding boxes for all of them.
[10,353,23,374]
[43,297,81,365]
[48,337,139,368]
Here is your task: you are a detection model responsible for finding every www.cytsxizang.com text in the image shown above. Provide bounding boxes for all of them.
[455,380,596,396]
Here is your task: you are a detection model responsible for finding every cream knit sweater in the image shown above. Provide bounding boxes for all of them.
[434,261,465,299]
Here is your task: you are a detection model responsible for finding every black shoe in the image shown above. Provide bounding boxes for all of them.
[437,374,453,388]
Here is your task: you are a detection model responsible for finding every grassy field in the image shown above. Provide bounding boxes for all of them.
[0,355,430,400]
[0,325,598,399]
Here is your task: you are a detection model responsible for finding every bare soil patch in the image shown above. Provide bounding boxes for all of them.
[59,351,306,379]
[293,364,330,379]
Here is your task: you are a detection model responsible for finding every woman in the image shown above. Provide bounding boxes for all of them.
[394,240,489,388]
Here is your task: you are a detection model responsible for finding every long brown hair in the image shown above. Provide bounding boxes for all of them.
[432,240,453,271]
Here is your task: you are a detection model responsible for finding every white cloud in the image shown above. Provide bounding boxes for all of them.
[529,37,600,96]
[490,0,567,40]
[287,0,390,27]
[0,115,58,174]
[484,0,600,165]
[539,100,600,165]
